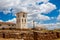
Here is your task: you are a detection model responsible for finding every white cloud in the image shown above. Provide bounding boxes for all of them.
[57,9,60,20]
[6,18,16,23]
[27,13,50,22]
[57,15,60,20]
[58,9,60,14]
[0,20,3,22]
[27,21,33,28]
[26,1,56,25]
[36,23,60,30]
[37,14,50,20]
[3,10,11,14]
[0,0,20,14]
[0,0,56,14]
[39,2,56,14]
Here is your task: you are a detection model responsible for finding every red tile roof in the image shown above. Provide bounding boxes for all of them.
[0,22,16,25]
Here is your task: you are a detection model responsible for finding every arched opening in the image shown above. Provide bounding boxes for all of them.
[23,14,25,17]
[9,27,12,30]
[3,33,5,38]
[2,27,5,30]
[56,32,59,38]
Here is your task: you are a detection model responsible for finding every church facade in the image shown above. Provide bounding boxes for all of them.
[0,11,28,29]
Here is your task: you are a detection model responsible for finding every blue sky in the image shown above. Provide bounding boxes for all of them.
[0,0,60,29]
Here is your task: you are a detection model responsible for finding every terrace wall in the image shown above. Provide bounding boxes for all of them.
[0,30,60,40]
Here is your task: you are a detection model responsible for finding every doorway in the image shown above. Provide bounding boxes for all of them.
[3,33,5,38]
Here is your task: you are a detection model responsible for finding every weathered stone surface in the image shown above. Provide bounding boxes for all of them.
[0,30,60,40]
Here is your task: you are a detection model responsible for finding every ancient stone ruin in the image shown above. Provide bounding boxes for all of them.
[0,29,60,40]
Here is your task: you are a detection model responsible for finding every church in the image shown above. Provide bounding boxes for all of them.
[0,12,28,29]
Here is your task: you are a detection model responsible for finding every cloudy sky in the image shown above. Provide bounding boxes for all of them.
[0,0,60,30]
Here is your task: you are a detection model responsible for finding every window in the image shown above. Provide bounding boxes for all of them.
[0,24,2,26]
[8,25,10,26]
[3,33,5,38]
[2,27,5,30]
[12,25,14,26]
[22,19,23,22]
[9,27,12,30]
[45,33,47,34]
[25,19,26,22]
[23,14,25,17]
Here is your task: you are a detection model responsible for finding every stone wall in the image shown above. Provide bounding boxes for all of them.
[0,30,60,40]
[18,31,60,40]
[36,32,57,40]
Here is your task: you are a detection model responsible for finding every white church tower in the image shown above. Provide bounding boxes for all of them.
[16,12,27,29]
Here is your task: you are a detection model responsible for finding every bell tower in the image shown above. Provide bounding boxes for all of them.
[16,12,27,29]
